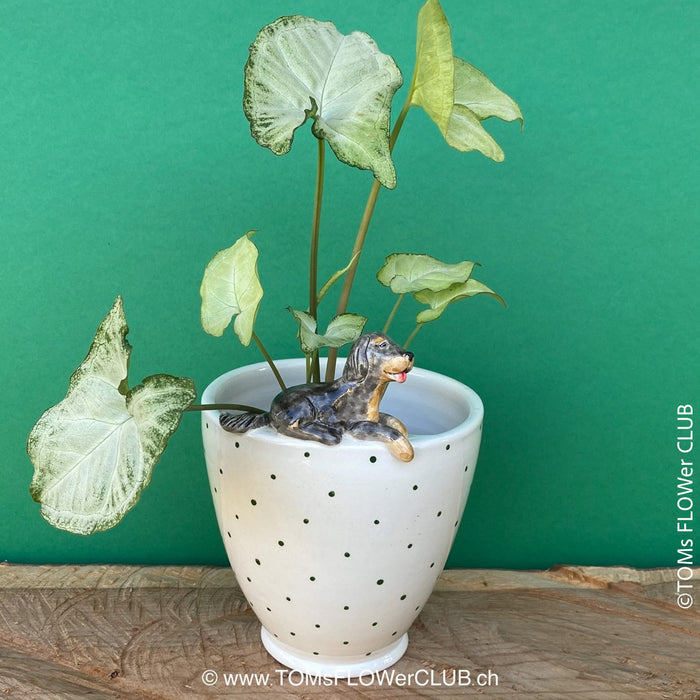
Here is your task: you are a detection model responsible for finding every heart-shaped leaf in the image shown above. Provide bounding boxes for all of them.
[410,0,522,161]
[410,0,454,134]
[200,231,263,346]
[244,15,403,188]
[414,277,506,323]
[27,297,196,535]
[377,253,477,294]
[289,308,367,354]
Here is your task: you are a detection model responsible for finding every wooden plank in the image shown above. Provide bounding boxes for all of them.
[0,565,698,698]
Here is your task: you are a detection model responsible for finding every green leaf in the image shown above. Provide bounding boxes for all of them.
[288,308,367,354]
[446,58,523,161]
[200,231,263,346]
[414,277,506,324]
[410,0,454,133]
[243,15,403,188]
[410,0,522,161]
[377,253,477,294]
[27,297,196,535]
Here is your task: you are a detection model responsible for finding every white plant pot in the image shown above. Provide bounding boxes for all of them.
[201,358,483,678]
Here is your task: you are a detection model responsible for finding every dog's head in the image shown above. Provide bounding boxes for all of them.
[343,332,414,384]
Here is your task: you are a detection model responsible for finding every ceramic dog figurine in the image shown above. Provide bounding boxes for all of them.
[220,332,415,461]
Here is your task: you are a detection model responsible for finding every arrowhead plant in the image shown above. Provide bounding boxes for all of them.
[28,0,521,533]
[243,15,403,189]
[27,297,197,535]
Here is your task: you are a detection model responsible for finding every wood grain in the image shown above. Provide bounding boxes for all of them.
[0,565,697,698]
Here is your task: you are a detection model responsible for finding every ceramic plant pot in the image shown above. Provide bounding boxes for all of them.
[201,358,483,678]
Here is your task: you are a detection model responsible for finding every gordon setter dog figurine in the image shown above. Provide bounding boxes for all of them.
[220,332,415,461]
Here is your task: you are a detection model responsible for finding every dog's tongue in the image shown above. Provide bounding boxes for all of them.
[395,371,407,383]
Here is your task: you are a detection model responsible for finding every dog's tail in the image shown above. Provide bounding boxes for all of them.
[219,411,270,433]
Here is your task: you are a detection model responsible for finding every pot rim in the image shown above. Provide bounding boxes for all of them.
[202,358,483,448]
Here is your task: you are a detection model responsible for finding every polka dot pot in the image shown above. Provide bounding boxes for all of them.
[201,358,483,679]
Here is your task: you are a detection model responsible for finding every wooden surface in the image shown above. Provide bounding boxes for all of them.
[0,564,698,699]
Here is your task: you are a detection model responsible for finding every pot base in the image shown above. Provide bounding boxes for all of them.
[261,627,408,679]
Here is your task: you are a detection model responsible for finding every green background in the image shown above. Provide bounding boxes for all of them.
[3,0,698,569]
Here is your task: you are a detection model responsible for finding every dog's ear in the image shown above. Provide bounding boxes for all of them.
[344,334,371,382]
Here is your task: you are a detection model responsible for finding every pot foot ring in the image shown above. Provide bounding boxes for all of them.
[260,626,408,679]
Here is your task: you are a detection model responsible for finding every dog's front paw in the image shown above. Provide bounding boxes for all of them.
[387,435,414,462]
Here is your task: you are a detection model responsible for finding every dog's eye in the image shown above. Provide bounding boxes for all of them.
[378,341,388,349]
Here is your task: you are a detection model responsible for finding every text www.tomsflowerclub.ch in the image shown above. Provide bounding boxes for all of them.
[201,667,499,689]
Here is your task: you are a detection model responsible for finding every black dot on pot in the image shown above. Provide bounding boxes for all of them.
[303,518,310,524]
[315,623,320,628]
[373,519,380,525]
[343,641,349,645]
[328,491,335,497]
[454,521,459,528]
[369,455,377,463]
[313,652,319,656]
[446,444,451,450]
[371,621,378,627]
[235,514,239,520]
[437,511,442,517]
[344,552,350,558]
[227,531,231,538]
[376,579,384,585]
[309,576,316,581]
[400,594,407,600]
[246,577,251,582]
[286,596,291,602]
[464,464,469,472]
[235,441,240,448]
[251,499,257,506]
[213,487,217,494]
[219,468,223,475]
[255,558,261,566]
[407,543,413,549]
[392,631,397,636]
[415,605,421,611]
[304,451,310,458]
[278,540,284,547]
[270,474,276,480]
[205,423,209,429]
[343,605,350,611]
[412,484,418,491]
[430,562,435,568]
[274,633,278,638]
[266,606,271,612]
[290,632,295,636]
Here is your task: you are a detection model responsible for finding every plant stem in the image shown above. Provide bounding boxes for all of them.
[325,93,414,382]
[309,137,326,383]
[382,293,405,334]
[186,403,266,414]
[404,323,423,349]
[389,91,413,151]
[252,331,286,391]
